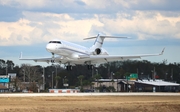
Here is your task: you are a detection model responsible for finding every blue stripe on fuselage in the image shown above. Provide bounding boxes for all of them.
[57,47,90,56]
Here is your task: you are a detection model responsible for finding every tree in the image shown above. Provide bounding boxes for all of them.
[10,77,21,92]
[20,64,42,82]
[114,72,120,92]
[6,60,14,69]
[29,82,38,92]
[55,75,61,88]
[78,75,84,91]
[0,59,6,74]
[20,64,43,92]
[93,73,101,91]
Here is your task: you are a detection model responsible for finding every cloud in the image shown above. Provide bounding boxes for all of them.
[0,0,180,46]
[1,0,179,16]
[0,5,22,22]
[0,0,46,9]
[131,0,180,11]
[0,10,180,46]
[74,0,86,6]
[0,12,104,46]
[88,11,180,41]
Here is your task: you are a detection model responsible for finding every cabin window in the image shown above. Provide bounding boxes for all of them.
[49,41,61,44]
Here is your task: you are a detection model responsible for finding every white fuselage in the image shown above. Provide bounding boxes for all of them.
[46,39,108,59]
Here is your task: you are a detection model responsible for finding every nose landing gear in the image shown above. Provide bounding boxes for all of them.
[51,53,55,62]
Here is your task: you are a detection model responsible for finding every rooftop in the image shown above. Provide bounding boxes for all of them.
[135,79,180,86]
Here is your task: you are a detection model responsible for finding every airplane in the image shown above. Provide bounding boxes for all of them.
[19,34,165,70]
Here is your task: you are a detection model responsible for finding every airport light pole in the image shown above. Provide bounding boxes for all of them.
[54,65,58,89]
[22,69,25,82]
[171,68,173,81]
[111,72,114,79]
[153,67,156,80]
[6,64,8,76]
[42,67,45,90]
[63,76,67,89]
[151,67,156,80]
[165,73,168,81]
[141,72,143,79]
[52,71,54,89]
[91,66,94,78]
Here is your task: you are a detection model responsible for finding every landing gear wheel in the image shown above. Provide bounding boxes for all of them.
[51,53,55,63]
[87,65,93,70]
[66,65,72,71]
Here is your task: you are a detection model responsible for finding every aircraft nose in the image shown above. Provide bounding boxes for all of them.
[46,44,55,52]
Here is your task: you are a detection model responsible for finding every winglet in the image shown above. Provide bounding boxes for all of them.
[160,48,165,55]
[19,52,23,59]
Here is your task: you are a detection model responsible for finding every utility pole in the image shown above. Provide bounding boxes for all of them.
[42,67,45,90]
[52,71,54,89]
[91,66,94,78]
[55,65,57,89]
[6,64,8,76]
[154,67,156,80]
[137,68,139,79]
[23,69,25,82]
[171,68,173,81]
[152,67,156,80]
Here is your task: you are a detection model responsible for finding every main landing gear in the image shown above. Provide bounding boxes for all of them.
[65,65,93,71]
[87,65,93,70]
[66,65,73,71]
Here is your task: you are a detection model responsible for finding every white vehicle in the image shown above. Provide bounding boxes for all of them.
[20,34,165,70]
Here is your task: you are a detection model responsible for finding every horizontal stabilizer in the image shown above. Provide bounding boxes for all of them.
[84,34,128,48]
[83,36,127,40]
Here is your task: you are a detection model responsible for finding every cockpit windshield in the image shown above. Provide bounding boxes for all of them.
[49,41,61,44]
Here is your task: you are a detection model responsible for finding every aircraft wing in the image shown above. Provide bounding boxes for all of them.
[78,48,165,64]
[19,53,63,63]
[19,48,164,65]
[19,57,61,63]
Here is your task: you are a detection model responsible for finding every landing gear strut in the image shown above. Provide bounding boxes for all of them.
[51,53,55,63]
[66,65,73,71]
[87,65,93,70]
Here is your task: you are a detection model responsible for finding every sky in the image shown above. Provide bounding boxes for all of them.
[0,0,180,66]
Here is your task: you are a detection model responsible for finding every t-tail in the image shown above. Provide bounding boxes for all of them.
[84,33,127,55]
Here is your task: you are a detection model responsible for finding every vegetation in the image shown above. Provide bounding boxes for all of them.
[0,59,180,92]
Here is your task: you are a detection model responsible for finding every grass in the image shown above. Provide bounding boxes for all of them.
[0,96,180,112]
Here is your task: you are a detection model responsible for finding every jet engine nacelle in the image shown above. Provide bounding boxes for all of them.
[90,45,109,55]
[95,48,101,55]
[91,48,108,55]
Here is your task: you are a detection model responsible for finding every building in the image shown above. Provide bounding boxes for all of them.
[135,79,180,92]
[93,79,180,92]
[93,79,125,92]
[0,75,10,92]
[0,84,9,92]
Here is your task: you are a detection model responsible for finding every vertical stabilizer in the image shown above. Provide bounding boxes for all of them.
[93,33,105,48]
[84,34,127,54]
[84,33,127,49]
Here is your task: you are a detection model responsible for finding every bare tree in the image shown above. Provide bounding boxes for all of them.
[20,64,42,82]
[20,64,32,82]
[20,64,42,92]
[55,75,61,88]
[78,75,84,91]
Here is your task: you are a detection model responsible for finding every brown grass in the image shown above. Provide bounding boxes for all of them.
[0,96,180,112]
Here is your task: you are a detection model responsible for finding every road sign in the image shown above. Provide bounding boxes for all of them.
[0,78,9,83]
[126,73,138,80]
